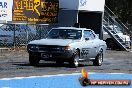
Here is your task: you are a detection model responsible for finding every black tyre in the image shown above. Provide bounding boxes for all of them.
[93,50,103,66]
[69,51,79,68]
[29,53,40,66]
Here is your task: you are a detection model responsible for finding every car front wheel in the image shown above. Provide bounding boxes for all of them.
[93,50,103,66]
[29,53,40,66]
[69,51,79,68]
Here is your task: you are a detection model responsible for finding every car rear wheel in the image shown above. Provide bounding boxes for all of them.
[29,53,40,66]
[69,50,79,68]
[93,50,103,66]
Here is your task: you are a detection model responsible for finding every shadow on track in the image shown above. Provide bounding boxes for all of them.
[11,61,94,68]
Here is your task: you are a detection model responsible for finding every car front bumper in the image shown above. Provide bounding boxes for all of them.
[28,50,73,61]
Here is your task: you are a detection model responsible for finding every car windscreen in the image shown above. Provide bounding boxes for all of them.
[47,29,82,39]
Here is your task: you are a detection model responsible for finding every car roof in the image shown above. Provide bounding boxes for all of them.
[52,27,91,31]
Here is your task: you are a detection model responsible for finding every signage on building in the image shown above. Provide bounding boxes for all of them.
[79,0,105,11]
[59,0,105,11]
[12,0,59,23]
[0,0,13,23]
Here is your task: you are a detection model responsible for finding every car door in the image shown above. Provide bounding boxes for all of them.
[88,31,98,58]
[80,30,97,59]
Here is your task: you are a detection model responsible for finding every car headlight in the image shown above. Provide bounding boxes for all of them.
[28,44,39,51]
[31,45,39,49]
[64,45,71,50]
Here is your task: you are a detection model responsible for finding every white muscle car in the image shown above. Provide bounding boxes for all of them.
[27,27,107,67]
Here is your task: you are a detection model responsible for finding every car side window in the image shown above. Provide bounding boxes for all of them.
[84,30,95,40]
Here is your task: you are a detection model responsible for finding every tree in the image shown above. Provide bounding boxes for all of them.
[106,0,132,24]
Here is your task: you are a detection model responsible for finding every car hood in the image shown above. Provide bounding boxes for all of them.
[28,39,77,46]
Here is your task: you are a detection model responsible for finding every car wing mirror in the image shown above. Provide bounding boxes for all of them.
[85,38,89,41]
[95,34,99,39]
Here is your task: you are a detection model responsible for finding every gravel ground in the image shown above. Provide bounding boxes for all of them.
[0,50,132,78]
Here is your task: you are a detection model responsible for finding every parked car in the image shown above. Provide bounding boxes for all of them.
[103,25,131,49]
[0,27,14,45]
[0,24,36,45]
[27,27,107,67]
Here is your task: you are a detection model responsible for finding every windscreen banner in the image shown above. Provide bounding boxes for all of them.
[12,0,59,23]
[0,0,13,23]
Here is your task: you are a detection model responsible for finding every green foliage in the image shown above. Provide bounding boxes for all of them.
[106,0,132,24]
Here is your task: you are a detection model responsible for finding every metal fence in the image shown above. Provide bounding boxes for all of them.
[0,24,49,50]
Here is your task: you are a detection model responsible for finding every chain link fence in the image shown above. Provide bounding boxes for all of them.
[0,24,50,51]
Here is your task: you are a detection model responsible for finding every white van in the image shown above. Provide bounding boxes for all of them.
[103,25,131,49]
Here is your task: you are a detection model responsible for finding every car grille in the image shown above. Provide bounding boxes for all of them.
[37,45,63,52]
